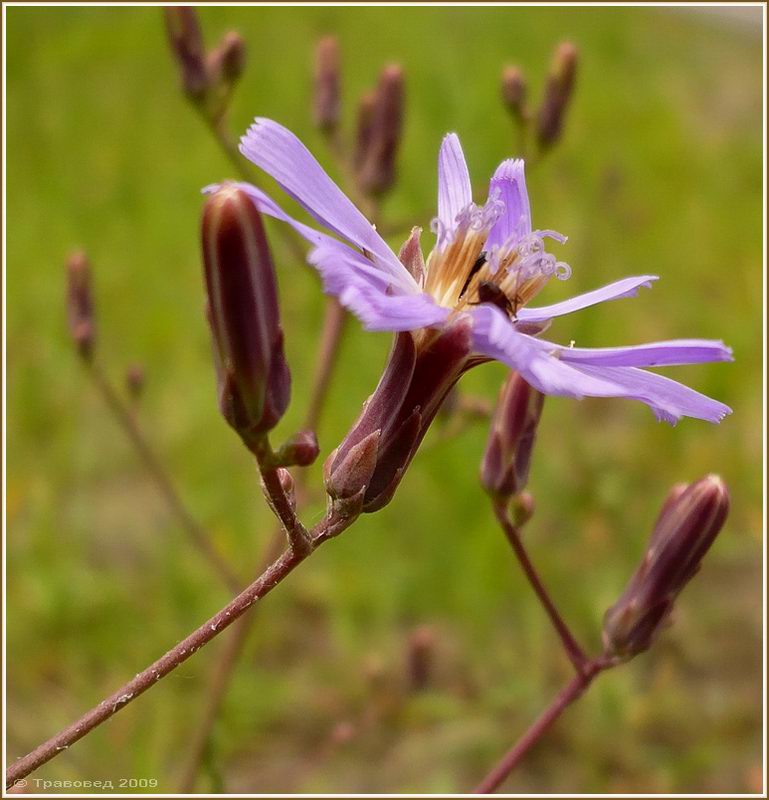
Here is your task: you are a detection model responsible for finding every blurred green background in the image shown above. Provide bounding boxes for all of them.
[6,5,763,794]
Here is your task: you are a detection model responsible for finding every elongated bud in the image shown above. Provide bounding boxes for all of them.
[313,35,341,132]
[353,90,377,171]
[357,65,405,196]
[276,429,320,467]
[125,364,145,401]
[208,31,246,86]
[480,372,544,501]
[163,7,209,100]
[536,41,578,151]
[202,186,291,446]
[66,250,95,361]
[501,65,527,121]
[406,625,435,692]
[602,475,730,661]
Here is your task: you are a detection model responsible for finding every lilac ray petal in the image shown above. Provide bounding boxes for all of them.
[307,239,450,331]
[239,118,415,287]
[531,337,734,368]
[572,364,732,424]
[470,305,731,424]
[470,305,625,398]
[338,282,451,332]
[516,275,659,323]
[485,158,531,250]
[206,181,418,295]
[437,133,472,239]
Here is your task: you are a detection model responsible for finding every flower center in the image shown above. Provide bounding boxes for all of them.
[423,200,570,317]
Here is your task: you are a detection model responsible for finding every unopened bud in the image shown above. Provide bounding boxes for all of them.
[202,186,291,446]
[356,65,405,196]
[353,90,376,171]
[276,429,320,467]
[125,364,145,401]
[406,625,435,692]
[501,65,527,121]
[313,35,340,132]
[262,467,296,515]
[480,372,544,501]
[163,6,209,100]
[324,429,381,515]
[536,41,578,151]
[602,475,730,661]
[208,31,246,86]
[66,250,95,361]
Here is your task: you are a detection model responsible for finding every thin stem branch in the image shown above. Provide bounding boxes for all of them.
[5,541,319,788]
[177,295,349,791]
[493,501,589,674]
[86,360,241,594]
[473,659,607,794]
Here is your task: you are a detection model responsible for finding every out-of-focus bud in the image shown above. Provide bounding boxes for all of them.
[353,90,377,171]
[276,429,320,468]
[324,429,381,517]
[536,41,578,151]
[313,35,341,133]
[501,65,527,122]
[356,65,405,196]
[480,372,544,502]
[163,7,209,100]
[510,490,535,528]
[406,625,436,692]
[602,475,730,661]
[66,250,96,361]
[125,363,145,402]
[202,186,291,447]
[208,31,246,86]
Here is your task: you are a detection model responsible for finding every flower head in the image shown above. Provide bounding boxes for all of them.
[207,118,732,425]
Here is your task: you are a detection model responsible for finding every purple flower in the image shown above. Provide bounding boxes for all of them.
[208,119,732,425]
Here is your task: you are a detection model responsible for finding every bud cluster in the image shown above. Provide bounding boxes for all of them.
[499,40,578,155]
[164,7,246,119]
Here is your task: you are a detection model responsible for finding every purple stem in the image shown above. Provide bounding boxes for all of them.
[473,659,607,794]
[493,501,589,673]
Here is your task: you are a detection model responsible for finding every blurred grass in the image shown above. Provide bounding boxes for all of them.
[6,5,763,794]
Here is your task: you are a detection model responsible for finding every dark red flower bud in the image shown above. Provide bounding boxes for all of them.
[501,65,527,121]
[603,475,730,661]
[406,625,436,692]
[313,35,341,133]
[163,7,209,100]
[66,250,95,361]
[201,186,290,446]
[480,372,544,501]
[353,90,377,172]
[326,318,473,516]
[536,41,578,151]
[208,31,246,86]
[356,65,405,196]
[276,429,320,468]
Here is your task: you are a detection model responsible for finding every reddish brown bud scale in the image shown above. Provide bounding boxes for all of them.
[480,372,544,501]
[357,65,405,196]
[163,6,209,100]
[536,41,578,151]
[201,187,290,444]
[603,475,730,660]
[66,250,96,361]
[313,35,341,132]
[277,429,320,468]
